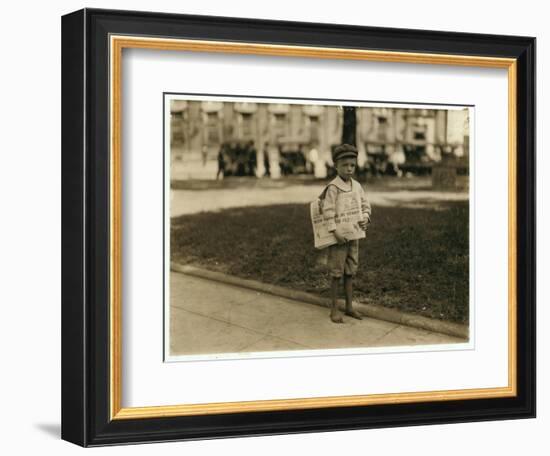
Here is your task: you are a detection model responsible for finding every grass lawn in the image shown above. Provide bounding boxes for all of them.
[171,202,469,324]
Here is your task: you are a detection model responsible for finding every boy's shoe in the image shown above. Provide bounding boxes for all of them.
[344,309,363,320]
[330,309,344,323]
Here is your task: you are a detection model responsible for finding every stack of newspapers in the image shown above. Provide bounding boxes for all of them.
[310,192,366,250]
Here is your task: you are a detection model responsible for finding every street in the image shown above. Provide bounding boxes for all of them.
[170,180,469,216]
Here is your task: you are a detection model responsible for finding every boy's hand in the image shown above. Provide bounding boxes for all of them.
[358,218,370,231]
[332,230,347,244]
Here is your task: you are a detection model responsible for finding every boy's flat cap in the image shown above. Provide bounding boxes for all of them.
[333,143,358,162]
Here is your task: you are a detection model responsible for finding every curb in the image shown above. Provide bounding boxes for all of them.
[171,262,469,340]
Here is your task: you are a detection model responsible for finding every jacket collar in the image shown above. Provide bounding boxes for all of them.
[329,175,354,192]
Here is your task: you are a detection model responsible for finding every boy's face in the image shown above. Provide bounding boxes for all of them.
[335,157,357,181]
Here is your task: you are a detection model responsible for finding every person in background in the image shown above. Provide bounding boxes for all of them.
[201,145,208,167]
[247,140,257,177]
[263,142,271,177]
[216,143,226,180]
[308,145,319,175]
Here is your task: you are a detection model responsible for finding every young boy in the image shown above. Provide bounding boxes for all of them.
[321,144,371,323]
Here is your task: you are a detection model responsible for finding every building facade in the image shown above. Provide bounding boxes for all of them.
[170,100,469,177]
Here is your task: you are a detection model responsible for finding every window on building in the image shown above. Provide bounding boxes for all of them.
[414,131,426,141]
[377,116,388,141]
[309,116,320,142]
[241,113,253,138]
[206,112,220,144]
[274,113,287,139]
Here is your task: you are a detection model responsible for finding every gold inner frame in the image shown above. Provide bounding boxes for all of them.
[109,35,518,420]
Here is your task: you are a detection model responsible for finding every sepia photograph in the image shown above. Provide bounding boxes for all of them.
[165,94,472,361]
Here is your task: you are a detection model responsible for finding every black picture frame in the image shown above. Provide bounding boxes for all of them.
[62,7,536,447]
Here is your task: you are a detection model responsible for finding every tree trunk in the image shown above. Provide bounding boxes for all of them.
[341,106,357,146]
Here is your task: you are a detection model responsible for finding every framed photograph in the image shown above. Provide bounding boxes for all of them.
[61,8,535,447]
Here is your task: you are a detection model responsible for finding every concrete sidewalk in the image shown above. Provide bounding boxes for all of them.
[169,272,463,357]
